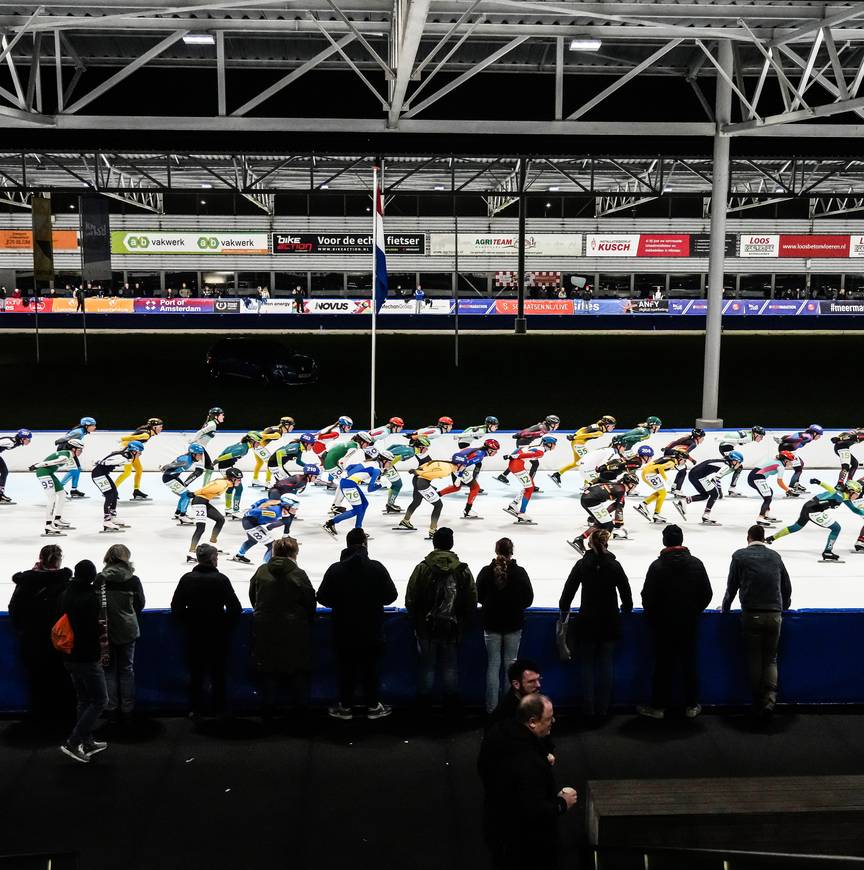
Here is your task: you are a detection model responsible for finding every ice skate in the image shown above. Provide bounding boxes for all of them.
[230,554,252,564]
[634,503,651,523]
[567,536,586,554]
[322,521,337,538]
[514,514,536,525]
[132,489,150,500]
[548,472,562,488]
[462,509,483,520]
[652,515,668,524]
[763,514,781,523]
[42,526,65,537]
[784,490,801,498]
[114,520,131,529]
[503,505,520,518]
[53,519,75,530]
[756,518,776,528]
[612,527,629,540]
[495,473,510,485]
[175,514,194,526]
[672,498,687,519]
[394,519,416,531]
[0,493,15,505]
[69,489,88,499]
[821,550,843,563]
[185,553,197,563]
[383,503,402,515]
[701,516,721,526]
[101,521,124,533]
[226,510,241,520]
[726,489,744,498]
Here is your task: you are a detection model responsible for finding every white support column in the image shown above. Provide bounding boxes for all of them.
[698,38,732,431]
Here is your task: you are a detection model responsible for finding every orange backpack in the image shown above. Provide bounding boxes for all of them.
[51,613,75,654]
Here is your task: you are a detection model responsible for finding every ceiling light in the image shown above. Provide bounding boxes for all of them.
[433,185,445,191]
[548,186,560,192]
[320,184,329,189]
[569,37,602,51]
[200,199,207,205]
[183,33,215,45]
[200,182,212,189]
[545,202,552,208]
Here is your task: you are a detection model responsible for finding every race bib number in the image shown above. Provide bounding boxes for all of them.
[385,467,401,483]
[457,466,475,485]
[191,503,208,523]
[93,475,113,493]
[247,525,271,544]
[755,479,772,498]
[516,471,533,488]
[420,486,441,504]
[645,473,664,490]
[344,486,362,505]
[40,476,56,493]
[271,467,288,481]
[838,448,852,465]
[573,444,589,458]
[809,510,833,528]
[167,479,185,496]
[254,446,269,460]
[589,504,611,524]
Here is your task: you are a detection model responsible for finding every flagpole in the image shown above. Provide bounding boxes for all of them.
[370,163,378,429]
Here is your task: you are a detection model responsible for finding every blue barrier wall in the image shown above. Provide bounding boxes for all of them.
[1,608,861,712]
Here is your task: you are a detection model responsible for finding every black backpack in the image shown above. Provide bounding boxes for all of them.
[424,567,460,640]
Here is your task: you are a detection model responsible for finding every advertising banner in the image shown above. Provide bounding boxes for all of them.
[635,235,690,257]
[112,232,268,255]
[585,234,639,257]
[430,233,582,256]
[457,300,496,315]
[850,235,864,258]
[32,194,54,288]
[1,297,53,313]
[133,298,215,313]
[214,299,241,313]
[80,194,112,283]
[46,297,135,314]
[691,234,736,256]
[272,232,425,254]
[0,229,79,251]
[624,298,669,313]
[822,300,864,314]
[737,234,780,257]
[380,299,453,314]
[494,299,574,315]
[778,234,850,258]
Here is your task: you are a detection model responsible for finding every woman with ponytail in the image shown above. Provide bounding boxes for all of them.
[559,527,633,719]
[476,538,534,713]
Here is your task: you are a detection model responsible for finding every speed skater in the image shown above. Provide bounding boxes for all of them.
[549,415,615,486]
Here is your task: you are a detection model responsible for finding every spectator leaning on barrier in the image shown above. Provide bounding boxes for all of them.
[9,544,73,725]
[317,527,398,721]
[405,526,477,711]
[478,694,578,870]
[723,524,792,718]
[476,537,534,714]
[171,543,242,719]
[249,536,316,719]
[638,524,712,720]
[559,527,633,719]
[100,544,144,723]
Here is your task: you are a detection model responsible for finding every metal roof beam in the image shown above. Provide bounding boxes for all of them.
[388,0,431,127]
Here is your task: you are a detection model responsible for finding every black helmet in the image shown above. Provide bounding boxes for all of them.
[225,468,243,481]
[691,427,705,438]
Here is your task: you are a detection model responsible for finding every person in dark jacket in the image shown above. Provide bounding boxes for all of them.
[638,524,712,719]
[487,658,543,730]
[249,536,316,717]
[317,527,398,721]
[476,537,534,713]
[559,528,633,717]
[405,527,477,707]
[171,543,242,718]
[478,694,578,869]
[59,560,109,764]
[723,524,793,716]
[99,544,145,719]
[9,544,73,724]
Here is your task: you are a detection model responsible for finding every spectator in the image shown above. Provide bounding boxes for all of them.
[559,528,633,719]
[638,524,712,720]
[59,560,109,764]
[405,527,477,710]
[316,527,398,720]
[478,694,578,869]
[249,536,315,718]
[723,524,792,717]
[9,544,73,725]
[100,544,144,722]
[413,284,425,314]
[476,537,534,713]
[74,285,85,312]
[171,543,242,719]
[487,658,542,729]
[291,285,305,313]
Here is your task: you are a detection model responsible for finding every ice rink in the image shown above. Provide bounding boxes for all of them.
[2,469,863,612]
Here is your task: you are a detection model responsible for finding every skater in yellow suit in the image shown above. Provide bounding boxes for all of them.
[115,418,164,500]
[634,448,688,524]
[549,415,616,486]
[252,416,295,487]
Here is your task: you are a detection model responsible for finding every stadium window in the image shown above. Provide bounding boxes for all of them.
[598,274,631,298]
[773,273,807,299]
[809,274,841,300]
[311,271,345,295]
[668,273,701,298]
[739,274,771,299]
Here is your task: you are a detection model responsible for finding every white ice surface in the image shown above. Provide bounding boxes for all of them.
[1,471,863,612]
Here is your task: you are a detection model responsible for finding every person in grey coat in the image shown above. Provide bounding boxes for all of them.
[723,524,792,716]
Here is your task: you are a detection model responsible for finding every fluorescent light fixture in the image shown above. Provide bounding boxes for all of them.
[569,37,601,51]
[320,184,329,189]
[200,199,207,205]
[548,186,560,192]
[183,33,215,45]
[433,185,445,191]
[200,182,212,189]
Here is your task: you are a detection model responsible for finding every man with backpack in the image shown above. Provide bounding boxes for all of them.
[405,527,477,711]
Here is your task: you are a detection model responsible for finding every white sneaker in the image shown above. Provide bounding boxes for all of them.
[328,704,353,720]
[83,739,108,756]
[60,742,90,763]
[366,703,392,720]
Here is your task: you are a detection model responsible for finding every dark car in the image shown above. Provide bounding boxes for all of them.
[206,337,318,386]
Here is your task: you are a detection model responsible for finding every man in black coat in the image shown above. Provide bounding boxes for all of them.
[638,524,712,719]
[317,527,398,720]
[487,658,542,729]
[478,694,578,869]
[171,543,242,718]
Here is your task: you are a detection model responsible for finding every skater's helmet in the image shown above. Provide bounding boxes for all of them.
[66,438,85,450]
[807,423,823,435]
[147,417,163,428]
[299,432,316,446]
[337,415,353,430]
[691,427,706,439]
[279,416,295,428]
[207,406,224,419]
[545,414,560,427]
[541,435,558,449]
[245,430,262,442]
[377,449,394,462]
[727,450,744,464]
[621,472,639,488]
[778,450,795,463]
[302,463,321,477]
[485,415,499,427]
[280,495,300,509]
[225,468,243,481]
[355,430,374,445]
[844,480,863,497]
[752,425,766,437]
[126,440,145,454]
[600,415,616,427]
[16,428,32,442]
[388,416,404,428]
[646,415,662,428]
[637,445,654,459]
[438,416,454,427]
[80,416,96,427]
[484,438,501,454]
[188,442,205,455]
[363,446,379,459]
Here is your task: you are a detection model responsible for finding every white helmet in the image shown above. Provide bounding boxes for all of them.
[66,438,85,450]
[377,448,394,462]
[356,430,373,445]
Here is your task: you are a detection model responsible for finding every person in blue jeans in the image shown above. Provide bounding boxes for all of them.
[59,560,110,763]
[476,538,534,713]
[559,527,633,719]
[405,527,477,710]
[99,544,145,721]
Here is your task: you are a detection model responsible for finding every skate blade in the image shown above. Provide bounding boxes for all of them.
[820,558,845,564]
[392,525,416,532]
[42,531,66,537]
[0,501,17,505]
[514,519,536,525]
[100,528,125,534]
[462,515,483,520]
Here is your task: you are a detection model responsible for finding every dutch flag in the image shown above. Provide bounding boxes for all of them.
[373,169,388,313]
